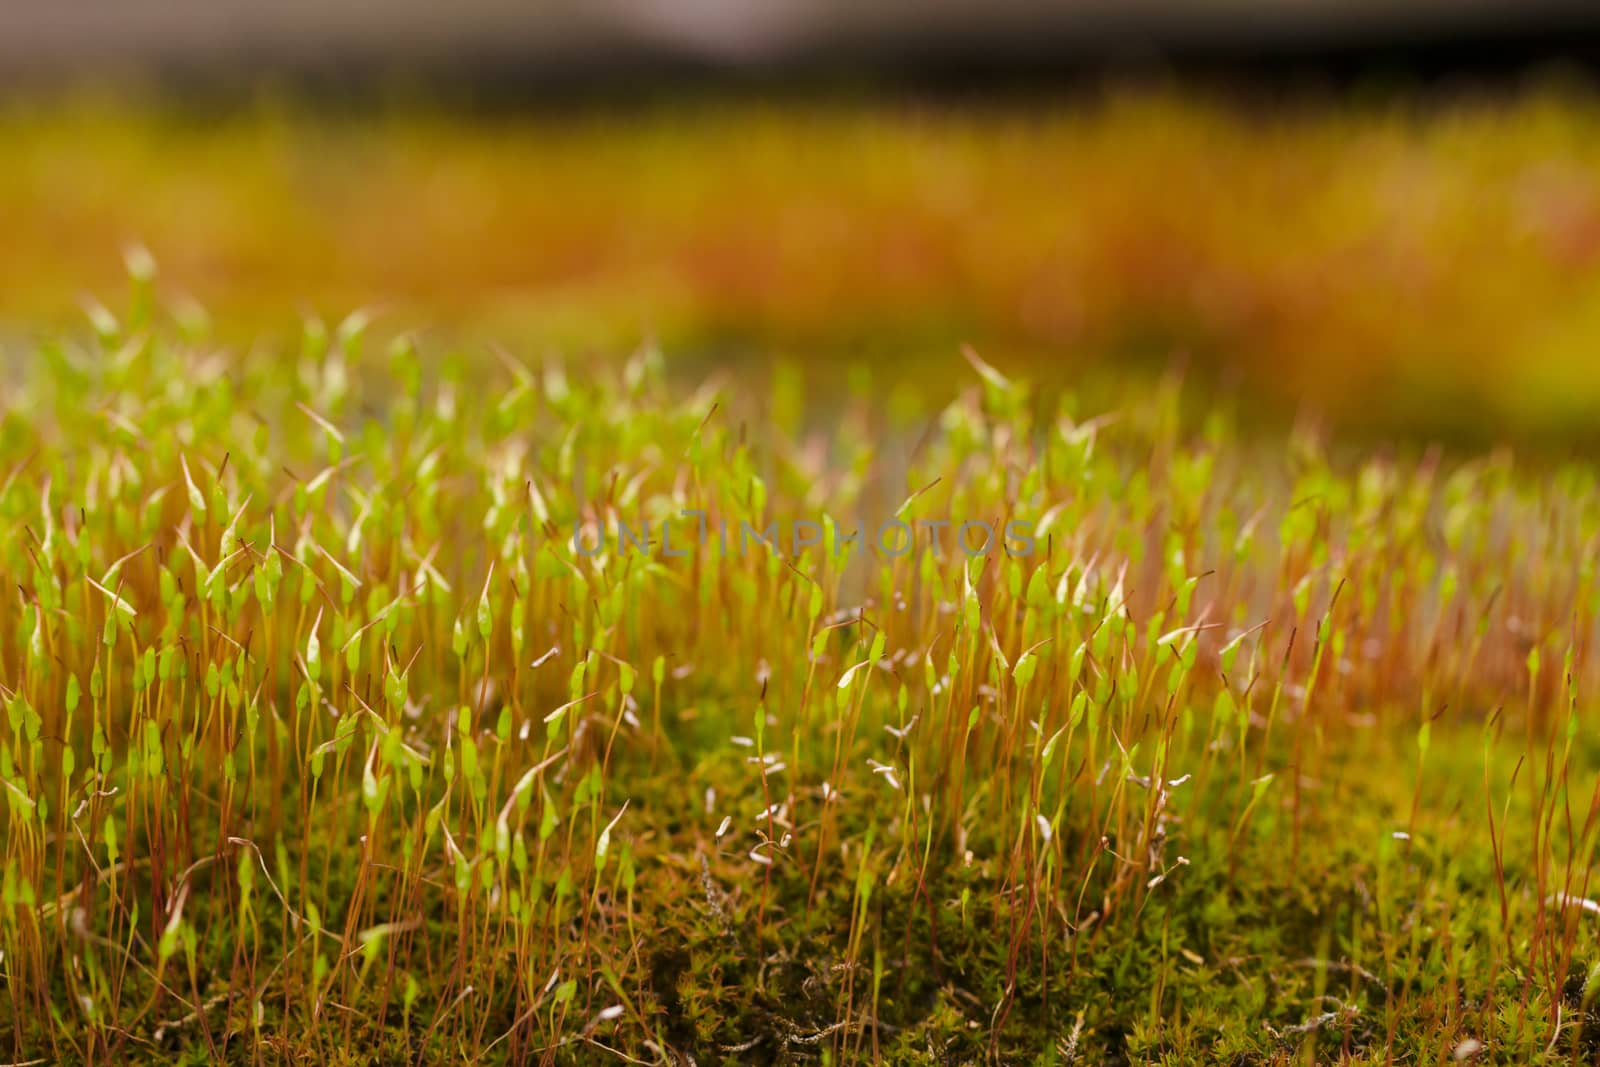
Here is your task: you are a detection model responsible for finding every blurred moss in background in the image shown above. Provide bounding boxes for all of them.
[6,86,1600,445]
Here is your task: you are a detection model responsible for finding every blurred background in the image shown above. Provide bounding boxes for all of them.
[6,1,1600,446]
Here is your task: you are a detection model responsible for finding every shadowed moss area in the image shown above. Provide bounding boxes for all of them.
[8,87,1600,442]
[2,279,1600,1062]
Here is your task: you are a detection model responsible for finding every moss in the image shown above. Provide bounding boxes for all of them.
[0,284,1597,1062]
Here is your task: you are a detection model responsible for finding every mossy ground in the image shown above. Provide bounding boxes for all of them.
[12,87,1600,443]
[2,266,1599,1064]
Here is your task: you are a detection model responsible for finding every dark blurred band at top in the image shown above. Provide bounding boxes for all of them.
[4,0,1600,96]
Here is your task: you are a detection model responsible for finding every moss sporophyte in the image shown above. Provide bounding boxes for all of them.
[1,277,1598,1063]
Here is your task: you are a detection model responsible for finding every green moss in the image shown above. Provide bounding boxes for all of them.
[0,279,1597,1062]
